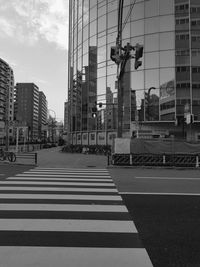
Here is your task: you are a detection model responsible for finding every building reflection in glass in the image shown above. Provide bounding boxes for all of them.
[68,0,200,139]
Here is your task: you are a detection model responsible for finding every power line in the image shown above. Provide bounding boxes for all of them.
[122,0,137,32]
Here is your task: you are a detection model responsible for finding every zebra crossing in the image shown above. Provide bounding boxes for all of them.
[0,167,153,267]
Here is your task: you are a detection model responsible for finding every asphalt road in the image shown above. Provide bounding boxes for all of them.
[2,148,200,266]
[0,164,31,179]
[109,167,200,267]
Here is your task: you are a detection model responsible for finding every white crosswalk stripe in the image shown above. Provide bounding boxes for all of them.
[0,167,153,267]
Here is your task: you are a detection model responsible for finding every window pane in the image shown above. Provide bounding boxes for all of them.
[131,20,144,37]
[160,51,175,68]
[160,32,175,50]
[145,52,159,69]
[145,34,159,52]
[98,15,106,33]
[145,69,159,89]
[131,2,144,21]
[145,0,159,18]
[160,15,175,32]
[145,17,159,34]
[160,0,174,15]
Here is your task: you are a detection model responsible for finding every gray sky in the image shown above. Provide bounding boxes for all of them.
[0,0,69,121]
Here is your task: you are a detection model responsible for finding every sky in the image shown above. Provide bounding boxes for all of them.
[0,0,69,121]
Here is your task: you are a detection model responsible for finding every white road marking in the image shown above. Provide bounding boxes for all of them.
[0,193,122,200]
[0,219,137,232]
[135,176,200,180]
[0,181,115,187]
[17,174,111,178]
[0,204,128,212]
[120,192,200,196]
[7,177,112,182]
[0,186,118,192]
[33,168,109,171]
[23,171,110,176]
[0,247,153,267]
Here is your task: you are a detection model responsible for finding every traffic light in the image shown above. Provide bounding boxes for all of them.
[134,43,143,70]
[110,46,120,64]
[91,106,97,118]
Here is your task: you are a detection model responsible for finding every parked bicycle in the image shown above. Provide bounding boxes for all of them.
[0,149,16,162]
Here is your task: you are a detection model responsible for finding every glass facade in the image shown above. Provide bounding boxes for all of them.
[68,0,200,137]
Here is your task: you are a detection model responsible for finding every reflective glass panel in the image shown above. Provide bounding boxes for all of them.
[160,51,175,68]
[98,5,106,17]
[107,74,117,94]
[98,15,106,33]
[83,26,89,42]
[98,34,106,47]
[145,34,159,52]
[83,0,89,14]
[89,35,96,46]
[97,67,106,78]
[90,6,97,22]
[98,46,106,63]
[90,0,97,8]
[160,15,175,32]
[108,1,118,12]
[131,20,144,37]
[108,10,118,28]
[145,69,159,89]
[131,2,144,21]
[145,0,159,18]
[107,64,117,76]
[160,68,175,87]
[160,32,175,50]
[90,20,97,37]
[145,52,159,69]
[145,17,159,34]
[160,0,174,15]
[97,77,106,95]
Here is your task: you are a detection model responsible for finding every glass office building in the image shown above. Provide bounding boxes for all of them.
[68,0,200,141]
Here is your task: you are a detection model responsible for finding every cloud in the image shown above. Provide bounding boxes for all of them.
[0,0,69,49]
[0,18,15,37]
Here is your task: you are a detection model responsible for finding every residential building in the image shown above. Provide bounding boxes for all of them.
[15,83,39,141]
[38,91,48,141]
[68,0,200,142]
[0,58,14,144]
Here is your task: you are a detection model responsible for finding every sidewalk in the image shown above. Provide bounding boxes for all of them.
[32,147,108,168]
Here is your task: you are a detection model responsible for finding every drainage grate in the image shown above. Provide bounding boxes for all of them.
[86,165,96,168]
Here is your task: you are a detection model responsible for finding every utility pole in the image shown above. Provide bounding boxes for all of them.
[110,0,143,138]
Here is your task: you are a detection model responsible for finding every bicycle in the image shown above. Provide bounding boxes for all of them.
[0,149,16,162]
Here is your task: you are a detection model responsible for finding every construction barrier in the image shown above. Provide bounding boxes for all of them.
[16,152,38,165]
[110,153,199,168]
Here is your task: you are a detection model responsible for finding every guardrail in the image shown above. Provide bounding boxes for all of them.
[16,152,38,165]
[108,153,200,168]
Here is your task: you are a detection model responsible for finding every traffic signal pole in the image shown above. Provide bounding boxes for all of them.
[111,0,143,138]
[116,0,124,138]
